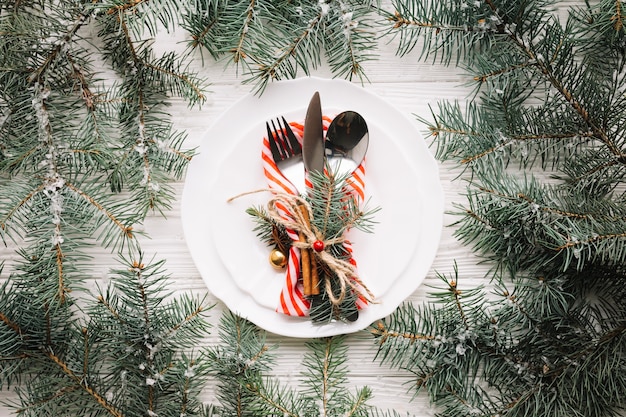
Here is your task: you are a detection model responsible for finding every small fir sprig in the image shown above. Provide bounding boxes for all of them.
[307,170,379,238]
[246,205,293,259]
[246,170,379,323]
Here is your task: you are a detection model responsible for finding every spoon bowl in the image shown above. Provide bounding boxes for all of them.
[325,111,369,177]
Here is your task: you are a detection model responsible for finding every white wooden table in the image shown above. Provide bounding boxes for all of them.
[0,11,498,417]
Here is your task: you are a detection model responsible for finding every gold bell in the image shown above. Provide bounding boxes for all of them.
[269,248,287,269]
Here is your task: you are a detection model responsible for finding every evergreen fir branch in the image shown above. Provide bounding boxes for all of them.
[323,1,378,82]
[371,301,491,414]
[1,2,209,416]
[380,0,536,63]
[0,248,99,409]
[300,336,362,416]
[244,3,326,94]
[0,252,213,417]
[111,89,196,215]
[88,253,213,417]
[0,181,45,241]
[448,174,626,273]
[95,2,203,214]
[505,21,626,161]
[420,91,596,173]
[399,0,626,314]
[205,311,275,416]
[183,0,279,77]
[392,0,626,181]
[371,267,626,417]
[208,313,405,417]
[181,1,380,93]
[560,147,626,194]
[0,1,183,251]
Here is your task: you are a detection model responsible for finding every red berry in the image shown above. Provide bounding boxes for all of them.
[312,240,325,252]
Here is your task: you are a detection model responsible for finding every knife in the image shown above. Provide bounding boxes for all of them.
[301,91,327,317]
[301,92,324,299]
[302,91,325,175]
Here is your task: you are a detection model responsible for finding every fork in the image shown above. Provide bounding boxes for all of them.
[266,116,303,192]
[266,116,319,297]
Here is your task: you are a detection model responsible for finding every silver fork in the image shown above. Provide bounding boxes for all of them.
[266,117,304,192]
[267,116,319,300]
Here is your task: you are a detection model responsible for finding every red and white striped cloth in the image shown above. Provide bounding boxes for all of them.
[262,116,368,317]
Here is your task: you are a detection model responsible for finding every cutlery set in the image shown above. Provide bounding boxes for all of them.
[265,91,369,322]
[266,93,369,195]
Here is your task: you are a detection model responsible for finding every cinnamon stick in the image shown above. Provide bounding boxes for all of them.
[298,205,312,296]
[311,254,320,295]
[299,204,322,297]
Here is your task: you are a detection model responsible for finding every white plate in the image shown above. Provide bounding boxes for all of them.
[181,77,443,338]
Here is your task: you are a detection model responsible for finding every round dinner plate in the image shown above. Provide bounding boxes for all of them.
[181,77,443,338]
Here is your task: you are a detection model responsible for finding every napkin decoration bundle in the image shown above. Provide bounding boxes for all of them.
[256,116,374,322]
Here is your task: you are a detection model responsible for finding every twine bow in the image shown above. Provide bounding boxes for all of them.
[266,192,374,306]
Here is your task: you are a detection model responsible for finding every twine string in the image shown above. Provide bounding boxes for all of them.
[265,192,374,306]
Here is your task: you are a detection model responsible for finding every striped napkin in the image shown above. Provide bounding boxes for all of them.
[262,116,367,317]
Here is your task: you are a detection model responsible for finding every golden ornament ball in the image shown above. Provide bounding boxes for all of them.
[269,249,287,269]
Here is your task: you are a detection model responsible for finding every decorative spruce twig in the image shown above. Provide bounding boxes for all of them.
[245,171,379,323]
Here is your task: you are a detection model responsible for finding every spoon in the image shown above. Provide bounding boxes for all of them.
[314,111,368,323]
[325,111,369,178]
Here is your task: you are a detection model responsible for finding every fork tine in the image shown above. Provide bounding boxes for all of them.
[272,118,298,158]
[267,116,302,163]
[266,122,283,162]
[280,116,302,155]
[270,119,289,158]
